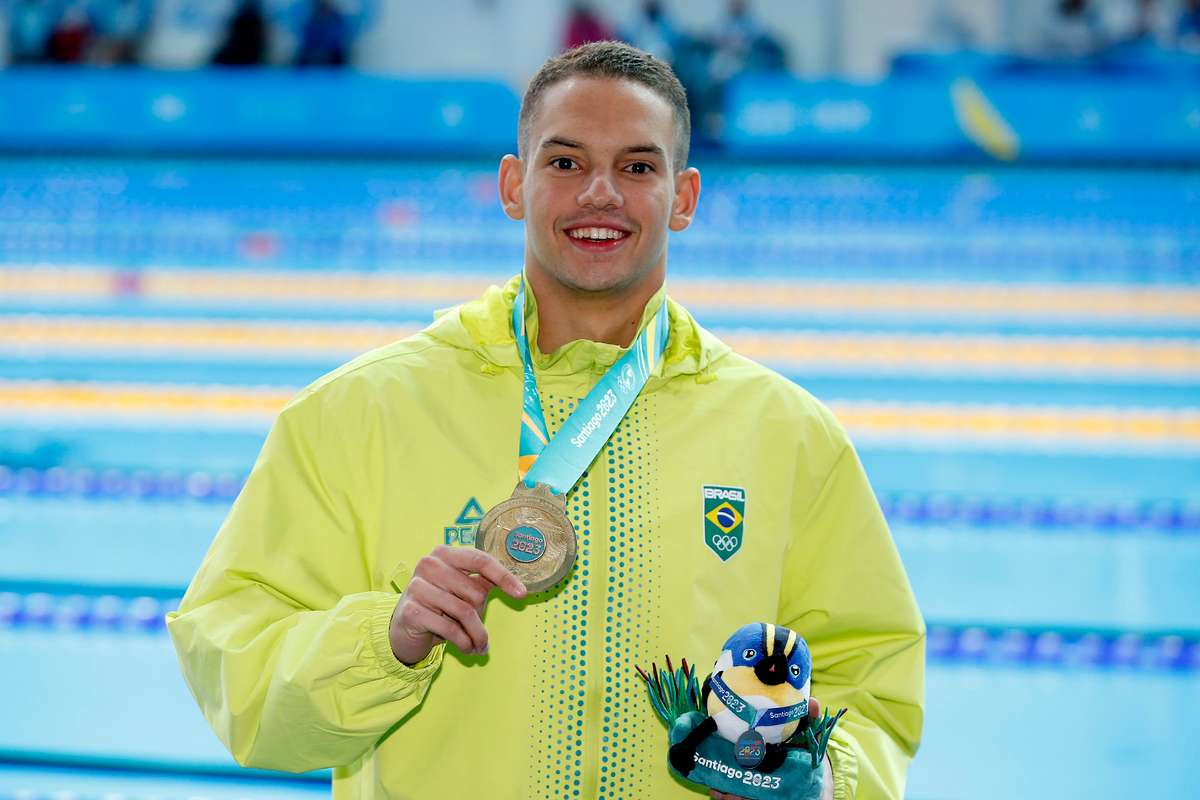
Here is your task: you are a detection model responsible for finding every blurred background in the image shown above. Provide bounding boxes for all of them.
[0,0,1197,799]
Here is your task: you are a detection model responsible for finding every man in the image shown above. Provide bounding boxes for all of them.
[167,41,923,800]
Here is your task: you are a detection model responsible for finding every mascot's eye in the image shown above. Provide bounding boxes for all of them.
[790,664,801,677]
[741,648,756,660]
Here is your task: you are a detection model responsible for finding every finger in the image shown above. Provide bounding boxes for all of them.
[468,573,498,605]
[404,600,476,655]
[423,558,490,608]
[808,696,821,719]
[408,578,489,653]
[437,545,527,597]
[469,572,498,593]
[437,544,525,596]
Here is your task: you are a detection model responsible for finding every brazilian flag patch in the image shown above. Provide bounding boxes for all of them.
[702,485,746,561]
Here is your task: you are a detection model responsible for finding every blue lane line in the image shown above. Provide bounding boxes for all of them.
[0,580,184,601]
[0,788,322,800]
[0,587,1195,673]
[2,303,1198,336]
[0,590,176,633]
[0,754,328,788]
[878,492,1200,533]
[0,791,321,800]
[0,427,269,474]
[925,624,1199,672]
[4,432,1197,495]
[3,497,1194,631]
[0,465,243,503]
[2,464,1195,533]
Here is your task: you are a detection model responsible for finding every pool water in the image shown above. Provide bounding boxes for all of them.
[0,158,1196,799]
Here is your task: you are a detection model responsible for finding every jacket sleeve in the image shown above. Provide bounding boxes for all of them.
[165,390,445,773]
[778,439,925,800]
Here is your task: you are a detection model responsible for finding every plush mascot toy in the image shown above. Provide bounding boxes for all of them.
[637,623,845,800]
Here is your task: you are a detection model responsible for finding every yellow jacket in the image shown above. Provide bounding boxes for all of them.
[166,276,924,799]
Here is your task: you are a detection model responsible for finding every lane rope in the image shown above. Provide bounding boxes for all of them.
[1,465,1195,533]
[3,267,1198,321]
[1,588,1194,673]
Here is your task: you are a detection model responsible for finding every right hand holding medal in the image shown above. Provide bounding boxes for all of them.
[389,545,527,665]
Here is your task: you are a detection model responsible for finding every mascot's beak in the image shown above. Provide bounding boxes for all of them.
[754,653,788,686]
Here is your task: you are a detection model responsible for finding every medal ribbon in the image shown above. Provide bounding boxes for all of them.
[512,277,669,494]
[709,672,809,729]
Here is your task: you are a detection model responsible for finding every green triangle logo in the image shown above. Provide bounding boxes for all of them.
[456,497,485,525]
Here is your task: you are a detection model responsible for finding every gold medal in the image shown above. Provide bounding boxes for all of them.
[475,482,576,593]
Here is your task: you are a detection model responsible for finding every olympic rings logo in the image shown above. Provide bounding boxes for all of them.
[710,534,740,551]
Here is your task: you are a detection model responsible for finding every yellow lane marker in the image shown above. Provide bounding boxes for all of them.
[0,315,420,354]
[3,267,1198,321]
[832,400,1200,446]
[0,381,291,418]
[3,315,1197,378]
[722,330,1199,377]
[2,380,1197,447]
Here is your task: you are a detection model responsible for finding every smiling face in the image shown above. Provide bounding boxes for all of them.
[499,76,700,298]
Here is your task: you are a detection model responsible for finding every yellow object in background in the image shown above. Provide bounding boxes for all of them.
[952,77,1019,162]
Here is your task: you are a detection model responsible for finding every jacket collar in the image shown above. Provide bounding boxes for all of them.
[425,273,729,380]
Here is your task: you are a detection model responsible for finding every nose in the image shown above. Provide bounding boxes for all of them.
[577,170,623,210]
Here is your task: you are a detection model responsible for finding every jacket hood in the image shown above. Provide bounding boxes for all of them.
[423,273,731,381]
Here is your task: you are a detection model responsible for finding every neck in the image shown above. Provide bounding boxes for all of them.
[526,267,664,353]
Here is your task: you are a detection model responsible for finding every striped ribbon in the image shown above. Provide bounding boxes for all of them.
[511,279,669,492]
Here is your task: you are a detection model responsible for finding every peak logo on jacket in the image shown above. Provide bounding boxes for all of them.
[702,485,746,561]
[444,497,484,546]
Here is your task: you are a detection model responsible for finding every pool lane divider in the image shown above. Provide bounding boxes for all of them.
[0,789,311,800]
[4,314,1199,381]
[0,590,176,634]
[0,751,329,789]
[2,464,1196,534]
[0,380,288,428]
[3,267,1199,324]
[0,465,243,502]
[1,586,1195,673]
[3,380,1198,450]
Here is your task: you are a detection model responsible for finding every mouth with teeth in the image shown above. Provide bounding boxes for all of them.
[563,224,631,253]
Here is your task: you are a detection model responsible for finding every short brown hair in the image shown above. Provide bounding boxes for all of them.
[518,41,691,171]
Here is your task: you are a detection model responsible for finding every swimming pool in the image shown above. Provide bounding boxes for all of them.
[1,157,1196,799]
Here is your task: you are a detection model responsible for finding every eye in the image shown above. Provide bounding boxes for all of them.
[790,664,801,677]
[626,161,654,175]
[741,648,756,660]
[550,157,578,170]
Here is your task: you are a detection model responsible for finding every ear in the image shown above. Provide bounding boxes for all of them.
[668,167,701,232]
[498,154,525,221]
